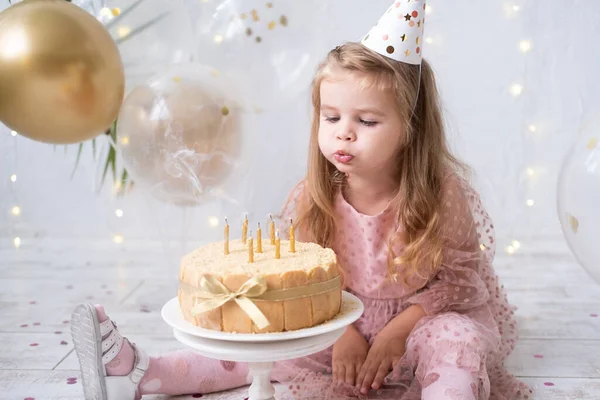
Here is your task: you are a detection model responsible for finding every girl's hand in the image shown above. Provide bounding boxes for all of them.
[331,324,369,387]
[356,331,406,394]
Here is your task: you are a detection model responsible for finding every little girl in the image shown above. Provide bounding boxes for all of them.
[70,1,533,399]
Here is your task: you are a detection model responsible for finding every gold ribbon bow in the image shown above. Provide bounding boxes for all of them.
[189,275,271,329]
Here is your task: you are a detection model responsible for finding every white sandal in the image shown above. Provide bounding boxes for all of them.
[71,303,149,400]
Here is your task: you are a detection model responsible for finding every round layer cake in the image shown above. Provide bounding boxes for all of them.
[178,239,342,333]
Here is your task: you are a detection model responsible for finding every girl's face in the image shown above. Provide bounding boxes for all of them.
[318,70,405,180]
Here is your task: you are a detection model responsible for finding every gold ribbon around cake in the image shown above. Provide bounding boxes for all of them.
[179,275,341,330]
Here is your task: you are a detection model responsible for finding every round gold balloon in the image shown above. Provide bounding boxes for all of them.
[0,0,124,144]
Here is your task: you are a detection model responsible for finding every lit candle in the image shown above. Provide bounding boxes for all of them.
[257,222,263,253]
[248,232,254,263]
[224,217,229,255]
[289,218,295,253]
[269,214,275,245]
[275,230,280,259]
[242,214,248,244]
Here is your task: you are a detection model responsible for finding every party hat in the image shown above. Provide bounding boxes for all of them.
[361,0,426,65]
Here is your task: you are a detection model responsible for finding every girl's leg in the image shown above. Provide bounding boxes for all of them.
[71,303,250,399]
[421,364,478,400]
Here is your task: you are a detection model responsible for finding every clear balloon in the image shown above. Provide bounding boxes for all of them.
[116,64,245,206]
[0,0,124,144]
[188,0,331,109]
[557,120,600,284]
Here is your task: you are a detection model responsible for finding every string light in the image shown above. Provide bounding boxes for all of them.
[115,209,124,218]
[425,4,432,14]
[526,199,535,207]
[14,237,21,249]
[117,26,131,39]
[526,167,535,177]
[528,125,537,132]
[505,245,515,255]
[519,40,532,53]
[509,84,523,96]
[100,7,113,18]
[512,240,521,249]
[11,206,21,216]
[208,216,220,227]
[10,130,17,137]
[10,174,17,182]
[214,34,224,44]
[113,234,124,244]
[425,37,433,44]
[512,5,520,11]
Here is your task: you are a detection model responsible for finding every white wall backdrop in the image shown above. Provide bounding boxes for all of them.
[1,0,597,256]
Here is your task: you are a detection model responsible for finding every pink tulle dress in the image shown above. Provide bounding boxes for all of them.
[270,174,532,400]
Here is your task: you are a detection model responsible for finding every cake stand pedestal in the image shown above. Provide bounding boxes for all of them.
[161,291,364,400]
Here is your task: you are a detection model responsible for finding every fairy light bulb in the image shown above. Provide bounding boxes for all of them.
[10,130,17,136]
[113,234,124,244]
[117,26,131,39]
[425,37,433,44]
[512,240,521,249]
[208,216,219,227]
[509,84,523,96]
[14,237,21,249]
[528,125,537,132]
[425,4,432,14]
[512,5,520,11]
[526,199,535,207]
[519,40,532,53]
[115,209,124,218]
[11,206,21,216]
[526,168,535,177]
[505,245,515,255]
[214,35,224,44]
[10,174,17,182]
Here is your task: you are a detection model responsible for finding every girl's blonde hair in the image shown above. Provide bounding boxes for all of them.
[294,42,468,286]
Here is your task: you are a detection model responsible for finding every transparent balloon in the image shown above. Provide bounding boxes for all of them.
[187,0,332,109]
[557,121,600,284]
[116,63,246,206]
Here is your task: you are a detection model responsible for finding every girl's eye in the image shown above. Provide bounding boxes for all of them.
[360,119,378,127]
[324,116,340,123]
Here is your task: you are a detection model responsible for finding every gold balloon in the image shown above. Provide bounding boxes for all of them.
[0,0,124,144]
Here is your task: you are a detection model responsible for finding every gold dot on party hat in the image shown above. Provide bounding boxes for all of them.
[256,36,262,43]
[268,21,276,30]
[386,46,395,54]
[280,15,288,27]
[400,34,406,42]
[567,213,579,233]
[251,9,260,22]
[587,137,598,150]
[221,106,230,116]
[246,27,253,36]
[404,49,411,57]
[416,36,420,45]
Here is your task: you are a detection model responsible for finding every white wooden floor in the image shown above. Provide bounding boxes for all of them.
[1,236,599,399]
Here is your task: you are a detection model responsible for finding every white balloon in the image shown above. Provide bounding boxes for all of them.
[557,117,600,284]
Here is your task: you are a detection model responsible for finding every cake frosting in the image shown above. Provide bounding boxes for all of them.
[178,239,342,333]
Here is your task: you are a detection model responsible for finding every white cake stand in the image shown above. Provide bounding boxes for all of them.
[161,291,364,400]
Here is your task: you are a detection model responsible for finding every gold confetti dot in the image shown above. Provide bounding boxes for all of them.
[251,9,259,22]
[221,106,230,116]
[246,27,253,36]
[268,21,276,30]
[386,45,395,54]
[567,213,579,233]
[416,36,420,45]
[404,49,411,57]
[256,36,262,43]
[111,7,121,16]
[266,2,273,8]
[280,15,288,27]
[173,76,181,83]
[587,137,598,150]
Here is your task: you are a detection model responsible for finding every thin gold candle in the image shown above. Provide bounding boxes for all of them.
[269,214,275,245]
[289,218,295,253]
[257,222,263,253]
[248,232,254,263]
[224,217,229,255]
[275,229,280,259]
[242,214,248,244]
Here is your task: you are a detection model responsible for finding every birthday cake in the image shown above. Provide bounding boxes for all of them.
[178,238,342,333]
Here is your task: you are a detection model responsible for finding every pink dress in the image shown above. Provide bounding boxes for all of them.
[270,175,532,400]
